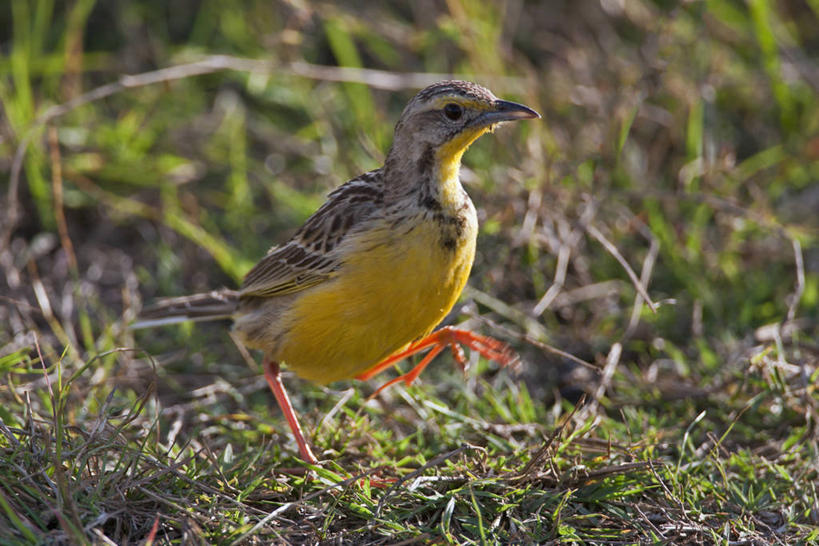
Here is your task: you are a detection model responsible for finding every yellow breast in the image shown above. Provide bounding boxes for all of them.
[276,201,478,383]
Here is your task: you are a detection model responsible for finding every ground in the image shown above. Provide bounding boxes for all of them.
[1,1,818,543]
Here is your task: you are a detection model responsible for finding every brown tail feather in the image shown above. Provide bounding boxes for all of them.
[133,290,239,329]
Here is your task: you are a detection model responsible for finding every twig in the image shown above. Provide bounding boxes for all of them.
[0,294,44,314]
[465,286,551,341]
[47,125,77,273]
[514,393,586,480]
[781,237,814,416]
[594,343,622,404]
[532,242,571,316]
[471,312,600,372]
[374,443,481,518]
[288,61,467,90]
[632,502,666,539]
[232,466,387,545]
[647,459,694,526]
[533,199,598,316]
[785,238,805,324]
[228,331,261,373]
[575,343,621,422]
[567,461,656,485]
[548,281,622,309]
[625,235,659,337]
[317,388,355,433]
[90,528,119,546]
[586,223,657,313]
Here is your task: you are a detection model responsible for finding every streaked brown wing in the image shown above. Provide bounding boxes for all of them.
[240,241,337,297]
[239,169,385,298]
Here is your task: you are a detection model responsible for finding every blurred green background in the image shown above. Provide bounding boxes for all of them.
[1,0,818,543]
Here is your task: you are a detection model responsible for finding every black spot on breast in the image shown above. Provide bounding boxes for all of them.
[433,210,469,252]
[419,193,442,211]
[453,215,466,238]
[433,212,466,238]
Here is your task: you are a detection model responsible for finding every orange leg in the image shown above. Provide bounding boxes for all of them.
[263,358,318,464]
[368,343,447,398]
[357,326,518,395]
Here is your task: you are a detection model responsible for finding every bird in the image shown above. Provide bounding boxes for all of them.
[135,80,540,463]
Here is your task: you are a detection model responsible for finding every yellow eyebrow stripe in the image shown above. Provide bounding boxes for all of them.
[430,96,493,111]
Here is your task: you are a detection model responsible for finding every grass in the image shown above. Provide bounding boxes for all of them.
[1,0,818,543]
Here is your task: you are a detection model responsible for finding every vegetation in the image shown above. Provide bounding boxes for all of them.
[1,0,817,543]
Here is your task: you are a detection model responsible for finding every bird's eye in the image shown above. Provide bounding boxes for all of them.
[443,103,463,121]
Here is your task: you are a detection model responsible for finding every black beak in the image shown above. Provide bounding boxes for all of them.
[475,99,541,126]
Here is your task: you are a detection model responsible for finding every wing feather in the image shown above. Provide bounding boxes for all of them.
[239,170,385,298]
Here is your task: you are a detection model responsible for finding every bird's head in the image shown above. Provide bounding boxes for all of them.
[387,80,540,180]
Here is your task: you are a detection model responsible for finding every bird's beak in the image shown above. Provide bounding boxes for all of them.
[474,99,541,127]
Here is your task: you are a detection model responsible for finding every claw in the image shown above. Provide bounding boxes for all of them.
[450,342,467,372]
[368,344,446,399]
[359,327,518,397]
